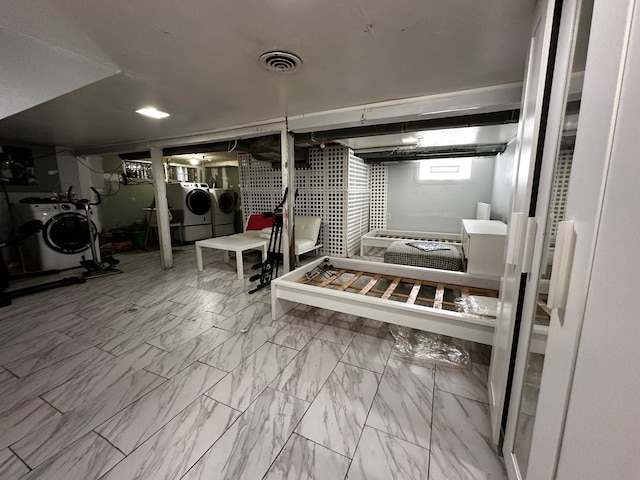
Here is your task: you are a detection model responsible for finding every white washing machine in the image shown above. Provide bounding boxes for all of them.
[209,188,236,237]
[15,202,99,271]
[165,182,212,241]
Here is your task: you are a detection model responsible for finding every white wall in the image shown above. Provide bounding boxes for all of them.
[555,1,640,476]
[386,156,495,233]
[490,138,517,223]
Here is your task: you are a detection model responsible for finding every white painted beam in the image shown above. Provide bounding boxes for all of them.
[150,146,173,269]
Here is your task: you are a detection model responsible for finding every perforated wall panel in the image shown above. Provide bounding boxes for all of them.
[239,145,366,257]
[548,147,573,240]
[369,164,388,230]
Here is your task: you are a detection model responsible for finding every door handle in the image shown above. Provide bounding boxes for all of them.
[547,221,576,312]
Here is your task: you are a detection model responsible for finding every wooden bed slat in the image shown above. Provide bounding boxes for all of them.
[339,271,364,291]
[461,286,470,298]
[381,277,402,300]
[359,274,381,295]
[319,269,346,287]
[407,281,422,305]
[433,283,445,309]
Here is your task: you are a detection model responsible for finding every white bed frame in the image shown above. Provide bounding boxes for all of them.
[360,229,462,256]
[271,257,549,351]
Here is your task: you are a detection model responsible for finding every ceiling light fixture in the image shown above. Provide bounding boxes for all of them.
[402,137,419,144]
[136,107,170,119]
[189,158,200,165]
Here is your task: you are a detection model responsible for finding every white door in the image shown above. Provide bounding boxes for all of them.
[488,0,559,444]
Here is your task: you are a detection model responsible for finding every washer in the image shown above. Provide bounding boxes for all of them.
[209,188,236,237]
[14,202,98,271]
[165,182,212,241]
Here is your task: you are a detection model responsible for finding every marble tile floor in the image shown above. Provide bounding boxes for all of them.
[0,246,506,479]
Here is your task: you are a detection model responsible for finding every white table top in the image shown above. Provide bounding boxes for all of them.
[196,235,267,250]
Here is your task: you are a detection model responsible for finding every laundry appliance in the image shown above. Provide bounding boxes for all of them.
[209,188,236,237]
[165,182,212,241]
[14,202,99,271]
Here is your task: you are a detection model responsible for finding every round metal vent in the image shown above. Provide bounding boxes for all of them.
[259,51,302,73]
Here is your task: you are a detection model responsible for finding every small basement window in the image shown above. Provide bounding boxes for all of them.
[418,158,472,181]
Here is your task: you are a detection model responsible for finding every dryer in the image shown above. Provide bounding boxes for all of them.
[165,182,212,241]
[209,188,236,237]
[15,202,99,271]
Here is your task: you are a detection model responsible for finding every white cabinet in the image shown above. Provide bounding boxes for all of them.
[461,219,507,277]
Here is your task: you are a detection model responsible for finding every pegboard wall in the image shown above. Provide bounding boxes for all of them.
[369,164,388,230]
[347,153,370,256]
[548,146,573,240]
[238,145,370,257]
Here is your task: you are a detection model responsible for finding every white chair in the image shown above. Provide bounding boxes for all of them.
[260,215,322,262]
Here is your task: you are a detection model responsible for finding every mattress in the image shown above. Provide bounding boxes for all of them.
[384,240,463,271]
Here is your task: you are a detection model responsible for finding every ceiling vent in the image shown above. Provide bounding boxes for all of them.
[259,51,302,73]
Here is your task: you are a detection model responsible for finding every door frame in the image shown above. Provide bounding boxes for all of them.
[501,0,588,477]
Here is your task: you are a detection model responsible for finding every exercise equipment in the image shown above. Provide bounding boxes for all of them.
[248,188,288,294]
[67,186,123,279]
[0,220,86,308]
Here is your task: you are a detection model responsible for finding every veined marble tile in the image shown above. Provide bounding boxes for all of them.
[165,300,228,323]
[74,302,139,325]
[20,432,123,480]
[0,347,113,414]
[207,291,263,317]
[105,302,175,333]
[367,359,434,449]
[0,367,14,385]
[62,325,121,346]
[346,426,430,480]
[12,369,165,468]
[182,388,309,480]
[96,362,227,454]
[0,313,87,349]
[3,338,92,377]
[430,390,506,480]
[271,338,345,402]
[42,343,166,412]
[100,315,185,355]
[0,397,61,449]
[264,433,350,480]
[270,321,316,350]
[435,363,489,404]
[144,327,233,378]
[206,342,297,411]
[0,331,70,366]
[341,327,393,373]
[296,362,378,457]
[215,301,272,333]
[168,287,227,308]
[146,317,219,351]
[198,324,277,372]
[100,396,240,480]
[0,447,29,480]
[314,315,363,346]
[513,413,535,475]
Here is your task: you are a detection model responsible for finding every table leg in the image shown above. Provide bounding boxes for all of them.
[223,251,230,264]
[261,244,267,262]
[196,244,204,271]
[236,249,244,280]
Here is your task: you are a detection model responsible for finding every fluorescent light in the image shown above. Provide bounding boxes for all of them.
[402,137,419,144]
[136,107,170,119]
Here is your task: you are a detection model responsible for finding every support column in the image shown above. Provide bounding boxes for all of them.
[150,146,173,269]
[281,128,295,273]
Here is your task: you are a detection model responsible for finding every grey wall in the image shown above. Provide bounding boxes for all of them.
[98,154,155,231]
[387,156,495,233]
[490,139,517,223]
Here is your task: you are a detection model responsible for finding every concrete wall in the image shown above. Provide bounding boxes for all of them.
[386,156,495,233]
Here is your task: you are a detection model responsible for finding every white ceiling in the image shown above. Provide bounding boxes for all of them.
[0,0,536,150]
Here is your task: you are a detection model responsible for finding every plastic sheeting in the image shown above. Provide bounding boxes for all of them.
[389,325,471,370]
[454,295,499,318]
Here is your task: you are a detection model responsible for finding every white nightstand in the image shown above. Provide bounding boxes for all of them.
[461,219,507,277]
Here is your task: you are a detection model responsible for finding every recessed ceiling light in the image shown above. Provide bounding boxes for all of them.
[402,137,419,144]
[136,107,170,119]
[189,158,200,165]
